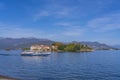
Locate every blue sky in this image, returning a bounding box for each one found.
[0,0,120,45]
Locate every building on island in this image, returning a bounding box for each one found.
[30,44,57,52]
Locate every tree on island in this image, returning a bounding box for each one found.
[52,42,66,51]
[52,42,93,52]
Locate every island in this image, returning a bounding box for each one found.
[23,42,94,53]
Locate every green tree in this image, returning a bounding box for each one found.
[52,42,66,50]
[65,43,81,52]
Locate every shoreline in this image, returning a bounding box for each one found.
[0,75,18,80]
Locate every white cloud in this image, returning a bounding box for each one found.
[55,22,71,27]
[63,28,84,36]
[55,22,85,36]
[33,4,74,21]
[33,11,50,21]
[0,23,44,38]
[87,12,120,32]
[0,22,84,41]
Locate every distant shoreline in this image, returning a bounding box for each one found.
[0,75,18,80]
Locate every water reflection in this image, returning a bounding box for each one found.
[0,54,11,56]
[21,55,50,64]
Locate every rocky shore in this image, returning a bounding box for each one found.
[0,75,18,80]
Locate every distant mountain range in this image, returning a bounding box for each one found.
[80,41,115,50]
[0,38,54,49]
[112,45,120,49]
[70,41,115,50]
[0,38,117,50]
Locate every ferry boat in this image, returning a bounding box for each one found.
[21,50,51,56]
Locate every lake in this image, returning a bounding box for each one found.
[0,50,120,80]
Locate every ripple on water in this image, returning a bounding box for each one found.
[0,50,120,80]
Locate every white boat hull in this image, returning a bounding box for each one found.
[21,51,51,56]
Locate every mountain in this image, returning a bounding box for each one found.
[71,41,115,50]
[112,45,120,49]
[0,38,116,50]
[80,41,115,50]
[0,38,54,49]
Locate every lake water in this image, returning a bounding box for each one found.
[0,50,120,80]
